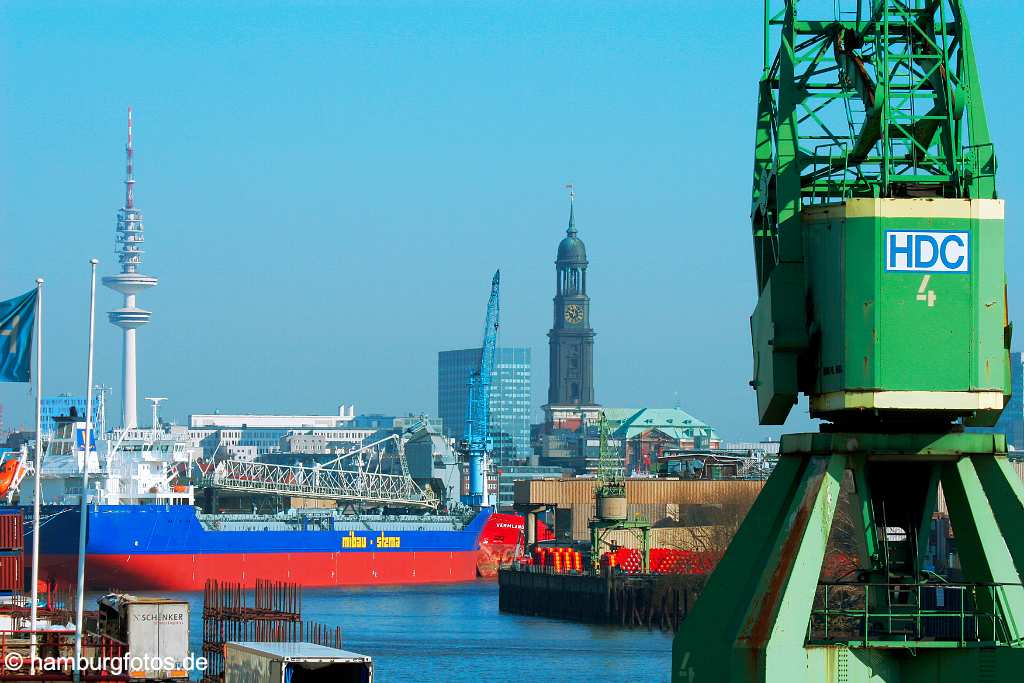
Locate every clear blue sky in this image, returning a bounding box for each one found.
[2,1,1023,440]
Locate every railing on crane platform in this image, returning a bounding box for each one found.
[807,581,1022,648]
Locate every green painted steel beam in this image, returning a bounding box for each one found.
[941,458,1024,641]
[850,455,882,570]
[673,435,1024,682]
[915,464,942,573]
[973,457,1024,577]
[672,456,808,682]
[737,455,845,681]
[781,431,1005,457]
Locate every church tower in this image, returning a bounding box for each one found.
[544,187,600,428]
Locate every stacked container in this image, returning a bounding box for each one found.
[0,510,24,592]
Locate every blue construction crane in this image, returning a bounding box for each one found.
[462,270,499,507]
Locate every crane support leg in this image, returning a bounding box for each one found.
[673,432,1024,683]
[972,457,1024,575]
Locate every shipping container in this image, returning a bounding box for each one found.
[97,594,190,680]
[224,641,372,683]
[0,510,24,551]
[0,550,23,592]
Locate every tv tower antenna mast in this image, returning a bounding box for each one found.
[102,107,158,430]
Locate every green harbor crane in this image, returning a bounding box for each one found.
[588,414,650,573]
[674,1,1024,681]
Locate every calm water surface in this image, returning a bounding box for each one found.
[108,582,672,683]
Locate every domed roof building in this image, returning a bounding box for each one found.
[557,206,588,264]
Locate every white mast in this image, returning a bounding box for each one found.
[73,259,99,682]
[29,277,43,669]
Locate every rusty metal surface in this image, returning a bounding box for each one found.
[0,553,23,593]
[201,579,343,683]
[0,512,23,552]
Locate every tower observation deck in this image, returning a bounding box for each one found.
[102,107,157,429]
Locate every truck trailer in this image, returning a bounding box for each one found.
[224,641,373,683]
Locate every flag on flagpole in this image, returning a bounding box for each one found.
[0,289,37,382]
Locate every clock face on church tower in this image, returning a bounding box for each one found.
[564,303,584,324]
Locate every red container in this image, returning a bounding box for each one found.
[0,511,23,551]
[0,551,23,592]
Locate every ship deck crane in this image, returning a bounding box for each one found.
[462,270,500,507]
[209,421,438,510]
[674,2,1024,681]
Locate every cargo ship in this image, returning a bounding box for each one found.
[15,414,546,590]
[25,505,530,590]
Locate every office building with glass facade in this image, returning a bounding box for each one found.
[41,394,105,438]
[437,346,532,467]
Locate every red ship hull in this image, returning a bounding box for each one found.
[37,550,481,591]
[24,507,547,590]
[476,512,554,577]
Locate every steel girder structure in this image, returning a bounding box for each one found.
[673,432,1024,682]
[751,0,995,292]
[749,0,1002,426]
[210,459,439,510]
[673,2,1023,681]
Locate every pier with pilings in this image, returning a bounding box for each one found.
[498,566,693,632]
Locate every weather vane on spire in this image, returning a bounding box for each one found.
[565,183,576,234]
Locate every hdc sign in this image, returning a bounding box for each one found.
[885,230,970,273]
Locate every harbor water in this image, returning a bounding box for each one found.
[101,581,672,682]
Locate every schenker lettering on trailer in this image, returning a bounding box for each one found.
[132,611,185,623]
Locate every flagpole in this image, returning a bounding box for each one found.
[29,277,43,668]
[73,259,98,683]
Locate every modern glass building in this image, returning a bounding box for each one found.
[971,351,1024,450]
[41,394,105,438]
[438,347,532,467]
[350,414,444,433]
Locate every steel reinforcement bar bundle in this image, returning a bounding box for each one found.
[201,579,342,682]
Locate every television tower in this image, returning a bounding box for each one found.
[102,107,157,429]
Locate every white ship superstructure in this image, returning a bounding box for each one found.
[21,416,196,506]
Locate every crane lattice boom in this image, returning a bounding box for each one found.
[209,459,438,510]
[464,270,500,507]
[209,424,438,510]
